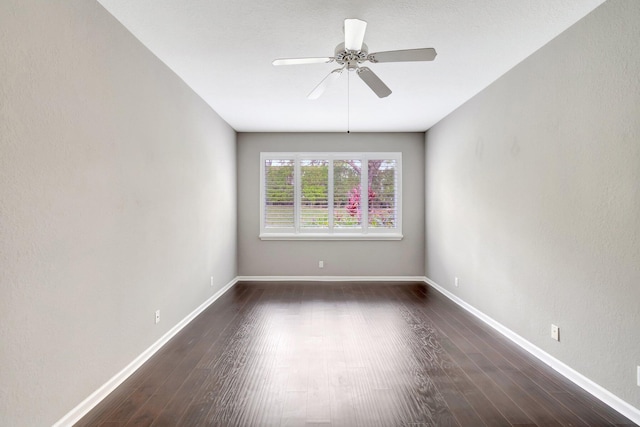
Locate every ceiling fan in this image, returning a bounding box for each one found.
[273,18,437,99]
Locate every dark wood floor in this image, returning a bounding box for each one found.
[75,282,636,426]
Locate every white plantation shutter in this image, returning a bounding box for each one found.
[263,159,294,230]
[260,152,401,240]
[368,159,398,229]
[300,160,329,228]
[333,160,362,228]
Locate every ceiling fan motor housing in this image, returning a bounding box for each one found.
[335,42,368,70]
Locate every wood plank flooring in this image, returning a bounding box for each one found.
[75,282,636,426]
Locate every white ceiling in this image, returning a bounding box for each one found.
[97,0,605,133]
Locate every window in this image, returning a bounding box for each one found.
[260,152,402,240]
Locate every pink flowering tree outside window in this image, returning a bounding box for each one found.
[346,185,376,221]
[342,159,397,228]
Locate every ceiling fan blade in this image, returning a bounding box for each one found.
[356,67,392,98]
[273,57,334,66]
[307,68,344,100]
[344,18,367,51]
[368,48,437,63]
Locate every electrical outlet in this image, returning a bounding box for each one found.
[319,260,324,268]
[454,277,459,287]
[155,310,160,324]
[551,324,559,341]
[210,276,214,287]
[637,366,640,387]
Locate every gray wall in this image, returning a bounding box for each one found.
[0,1,237,425]
[238,132,425,277]
[425,0,640,409]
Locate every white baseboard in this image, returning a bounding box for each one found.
[424,276,640,426]
[236,275,426,282]
[55,275,639,426]
[53,277,238,427]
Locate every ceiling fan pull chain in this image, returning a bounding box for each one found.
[347,71,350,134]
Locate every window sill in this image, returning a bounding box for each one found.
[259,233,403,241]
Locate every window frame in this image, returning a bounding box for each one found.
[259,152,402,240]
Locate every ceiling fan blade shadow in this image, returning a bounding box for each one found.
[307,68,344,100]
[356,67,391,98]
[368,48,437,63]
[272,57,334,66]
[344,19,367,51]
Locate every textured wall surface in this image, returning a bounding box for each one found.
[425,0,640,410]
[0,1,237,425]
[237,132,425,277]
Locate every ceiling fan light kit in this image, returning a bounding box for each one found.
[273,18,437,99]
